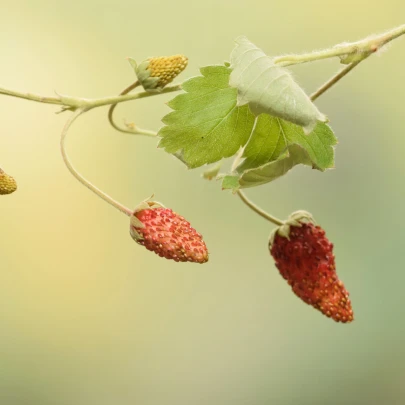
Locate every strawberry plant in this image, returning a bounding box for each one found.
[1,24,404,322]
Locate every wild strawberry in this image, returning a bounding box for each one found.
[269,211,353,323]
[0,168,17,195]
[130,200,208,263]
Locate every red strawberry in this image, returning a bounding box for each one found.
[269,211,353,323]
[130,201,208,263]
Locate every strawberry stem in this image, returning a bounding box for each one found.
[236,190,284,226]
[60,108,133,216]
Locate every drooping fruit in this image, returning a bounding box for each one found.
[269,211,353,323]
[130,200,208,263]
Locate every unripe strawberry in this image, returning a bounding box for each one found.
[269,211,353,323]
[128,54,188,91]
[130,200,208,263]
[0,168,17,195]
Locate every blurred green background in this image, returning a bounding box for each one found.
[1,1,404,404]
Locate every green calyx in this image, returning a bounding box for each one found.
[128,58,160,92]
[128,54,188,92]
[268,210,315,247]
[129,197,165,242]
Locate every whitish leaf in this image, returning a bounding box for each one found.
[229,36,327,134]
[158,65,255,168]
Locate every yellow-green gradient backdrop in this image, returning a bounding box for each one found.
[1,1,404,404]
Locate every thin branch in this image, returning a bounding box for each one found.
[1,24,404,111]
[0,83,183,110]
[274,23,405,67]
[67,83,183,108]
[309,60,362,102]
[0,87,63,105]
[60,109,133,216]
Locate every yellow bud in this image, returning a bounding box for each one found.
[0,168,17,195]
[148,55,188,88]
[129,54,188,91]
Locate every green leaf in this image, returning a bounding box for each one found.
[221,175,240,191]
[158,65,255,168]
[237,116,337,173]
[236,114,289,172]
[224,144,314,190]
[226,120,337,190]
[229,36,327,134]
[159,60,337,190]
[239,144,313,188]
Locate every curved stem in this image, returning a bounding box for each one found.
[108,81,139,131]
[108,81,157,137]
[61,109,133,216]
[236,190,284,226]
